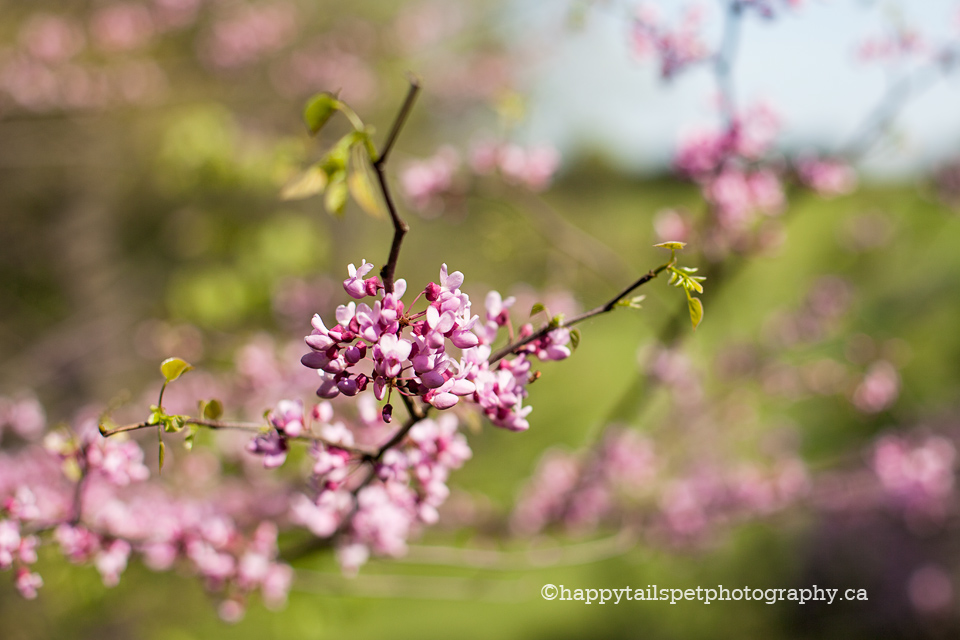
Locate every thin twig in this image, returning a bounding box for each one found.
[488,262,673,365]
[100,418,377,457]
[374,76,421,294]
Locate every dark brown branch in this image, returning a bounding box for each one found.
[488,261,673,365]
[374,77,421,294]
[375,74,421,168]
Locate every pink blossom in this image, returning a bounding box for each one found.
[90,3,155,52]
[852,361,900,414]
[796,158,857,196]
[201,3,298,71]
[343,260,375,299]
[873,435,955,515]
[19,14,85,63]
[95,539,131,587]
[400,146,460,213]
[14,568,43,599]
[268,399,304,438]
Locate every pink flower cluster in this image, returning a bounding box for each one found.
[631,4,710,80]
[0,395,46,441]
[872,435,956,519]
[291,410,471,574]
[858,28,928,65]
[511,429,657,536]
[796,157,857,196]
[200,2,299,71]
[469,141,561,191]
[301,261,571,431]
[399,142,562,216]
[400,146,461,214]
[852,360,900,415]
[0,413,293,618]
[511,428,809,542]
[675,103,785,226]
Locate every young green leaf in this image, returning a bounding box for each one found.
[303,93,338,135]
[347,146,385,218]
[653,241,686,251]
[280,164,327,201]
[530,302,546,317]
[160,357,193,383]
[202,399,223,420]
[324,173,348,216]
[688,296,704,331]
[158,440,166,473]
[570,329,581,352]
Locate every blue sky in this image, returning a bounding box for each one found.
[511,0,960,176]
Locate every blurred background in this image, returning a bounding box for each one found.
[1,0,960,638]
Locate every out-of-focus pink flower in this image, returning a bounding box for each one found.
[90,3,155,52]
[19,14,85,63]
[400,146,460,214]
[873,435,956,515]
[796,158,857,196]
[631,3,710,80]
[468,141,561,191]
[201,3,298,70]
[852,361,900,414]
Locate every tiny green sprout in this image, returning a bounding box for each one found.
[654,240,686,264]
[160,357,193,383]
[653,241,687,251]
[570,329,581,352]
[530,302,546,317]
[616,294,646,310]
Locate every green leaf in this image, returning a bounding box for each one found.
[280,164,327,201]
[654,241,686,251]
[687,296,704,331]
[147,410,163,426]
[303,93,338,135]
[202,399,223,420]
[530,303,546,317]
[548,313,564,329]
[158,440,166,473]
[347,146,385,219]
[160,357,193,383]
[324,173,348,216]
[570,329,581,352]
